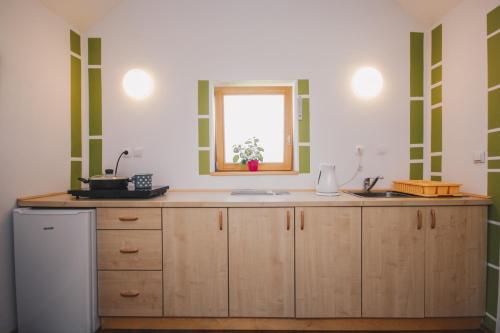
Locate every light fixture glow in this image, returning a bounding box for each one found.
[122,69,154,100]
[351,67,383,99]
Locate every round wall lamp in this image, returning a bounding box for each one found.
[122,69,154,100]
[351,67,383,100]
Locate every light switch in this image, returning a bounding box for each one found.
[473,150,485,163]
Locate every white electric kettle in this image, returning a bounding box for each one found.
[316,163,340,196]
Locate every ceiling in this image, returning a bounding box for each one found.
[397,0,462,28]
[39,0,123,32]
[39,0,462,32]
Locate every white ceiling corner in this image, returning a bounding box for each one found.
[39,0,123,32]
[397,0,462,28]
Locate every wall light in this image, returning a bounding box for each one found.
[122,69,154,100]
[351,67,383,99]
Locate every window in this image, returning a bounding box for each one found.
[214,86,293,172]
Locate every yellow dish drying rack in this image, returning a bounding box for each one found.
[392,180,462,197]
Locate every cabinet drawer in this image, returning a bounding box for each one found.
[97,230,162,270]
[97,208,161,229]
[98,271,162,317]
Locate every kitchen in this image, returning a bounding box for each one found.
[1,0,499,332]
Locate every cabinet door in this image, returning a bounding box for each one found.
[362,207,425,317]
[163,208,228,317]
[425,206,486,317]
[229,208,294,317]
[295,207,361,318]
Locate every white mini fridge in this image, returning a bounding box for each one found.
[13,208,99,333]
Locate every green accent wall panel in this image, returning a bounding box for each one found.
[198,150,210,175]
[198,80,209,115]
[70,30,80,55]
[70,160,82,190]
[488,223,500,266]
[410,101,424,144]
[484,315,496,332]
[410,147,423,160]
[89,68,102,136]
[409,163,423,180]
[410,32,424,97]
[88,38,101,66]
[298,79,309,95]
[89,139,102,177]
[299,98,310,142]
[488,32,500,88]
[431,85,442,105]
[299,146,310,174]
[71,55,82,158]
[431,107,442,153]
[198,118,209,147]
[431,155,442,172]
[431,24,442,65]
[489,88,500,130]
[431,66,442,85]
[488,5,500,36]
[489,159,500,169]
[489,172,500,221]
[486,266,499,316]
[430,175,442,181]
[489,131,500,157]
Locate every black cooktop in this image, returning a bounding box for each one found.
[68,186,169,199]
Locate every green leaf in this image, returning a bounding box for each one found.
[233,155,239,163]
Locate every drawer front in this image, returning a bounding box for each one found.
[97,208,161,230]
[98,271,162,317]
[97,230,162,270]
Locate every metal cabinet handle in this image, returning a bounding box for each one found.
[218,211,223,231]
[300,210,305,230]
[120,291,140,297]
[119,217,138,222]
[430,209,436,229]
[119,248,139,254]
[417,210,422,230]
[286,210,290,230]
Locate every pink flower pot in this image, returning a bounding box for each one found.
[247,160,259,172]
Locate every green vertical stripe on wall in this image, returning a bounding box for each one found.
[70,30,80,55]
[488,32,500,88]
[484,315,496,332]
[488,223,500,266]
[410,32,424,97]
[430,175,442,181]
[409,163,423,180]
[431,85,442,105]
[489,159,500,169]
[410,147,423,160]
[70,160,82,190]
[198,150,210,175]
[89,68,102,136]
[198,80,209,115]
[489,88,500,130]
[89,139,102,177]
[299,146,310,174]
[486,266,499,315]
[71,55,82,157]
[489,172,500,221]
[198,118,209,147]
[299,98,310,142]
[489,131,500,157]
[431,156,442,172]
[410,100,424,144]
[487,5,500,36]
[431,66,442,85]
[431,25,442,65]
[431,107,442,152]
[88,38,101,66]
[297,79,309,95]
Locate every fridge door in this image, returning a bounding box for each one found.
[13,209,97,333]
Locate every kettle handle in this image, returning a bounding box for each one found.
[317,171,322,185]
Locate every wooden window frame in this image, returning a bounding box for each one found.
[215,86,293,172]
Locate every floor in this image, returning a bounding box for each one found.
[98,330,484,333]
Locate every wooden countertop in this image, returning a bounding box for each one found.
[17,190,491,208]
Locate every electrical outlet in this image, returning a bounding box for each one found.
[133,147,144,158]
[355,145,364,156]
[123,148,131,158]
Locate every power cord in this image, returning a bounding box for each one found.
[337,154,363,187]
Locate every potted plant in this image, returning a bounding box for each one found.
[232,137,264,172]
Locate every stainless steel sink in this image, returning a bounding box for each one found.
[348,191,418,198]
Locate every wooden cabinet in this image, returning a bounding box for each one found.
[362,207,425,318]
[425,206,486,317]
[362,206,486,318]
[97,208,161,229]
[228,208,295,317]
[295,207,361,318]
[163,208,228,317]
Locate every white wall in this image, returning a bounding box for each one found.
[430,0,499,194]
[88,0,422,189]
[0,0,70,331]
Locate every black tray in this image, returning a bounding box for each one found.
[68,186,169,199]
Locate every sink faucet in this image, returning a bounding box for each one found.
[363,176,384,192]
